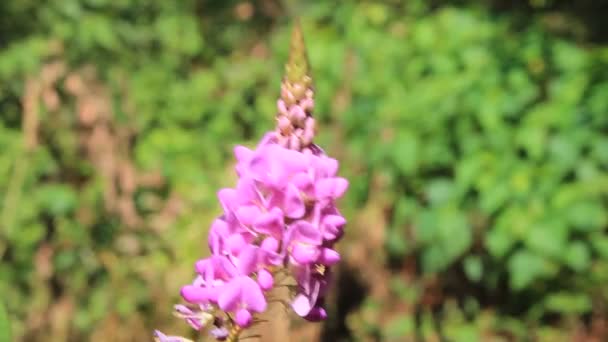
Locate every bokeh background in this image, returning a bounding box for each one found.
[1,0,608,341]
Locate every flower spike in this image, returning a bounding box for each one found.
[156,21,348,342]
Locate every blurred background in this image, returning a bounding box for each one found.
[1,0,608,341]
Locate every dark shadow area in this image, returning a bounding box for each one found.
[320,262,369,342]
[486,0,608,43]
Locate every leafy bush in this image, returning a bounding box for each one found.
[1,0,607,341]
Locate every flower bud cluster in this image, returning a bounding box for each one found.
[275,78,316,151]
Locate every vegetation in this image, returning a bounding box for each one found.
[1,1,607,340]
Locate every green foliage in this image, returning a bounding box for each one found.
[0,0,607,340]
[0,301,11,342]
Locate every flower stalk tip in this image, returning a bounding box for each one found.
[285,20,311,87]
[276,21,317,151]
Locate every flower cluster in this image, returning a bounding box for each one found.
[155,23,347,342]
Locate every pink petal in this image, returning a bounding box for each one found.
[315,177,349,200]
[234,145,253,164]
[205,286,222,303]
[291,293,313,317]
[194,258,211,276]
[217,188,237,214]
[154,330,186,342]
[236,205,261,226]
[181,285,211,304]
[173,305,204,330]
[318,248,340,266]
[218,256,238,279]
[236,178,257,202]
[291,221,322,244]
[237,245,259,276]
[253,207,284,238]
[257,269,274,291]
[315,156,339,178]
[225,234,246,256]
[324,158,339,177]
[174,304,194,315]
[284,184,305,218]
[240,277,267,312]
[210,327,229,340]
[294,266,312,293]
[235,308,253,328]
[273,145,308,173]
[248,152,272,183]
[208,219,229,254]
[321,214,346,240]
[217,279,241,312]
[292,172,314,195]
[309,277,322,304]
[322,214,346,228]
[291,244,319,264]
[260,236,279,253]
[304,306,327,322]
[260,237,282,266]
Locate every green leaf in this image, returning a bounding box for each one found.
[391,131,419,175]
[426,179,455,206]
[508,250,550,290]
[463,255,483,282]
[591,137,608,166]
[0,300,11,342]
[386,227,409,257]
[415,209,438,244]
[485,227,514,258]
[566,200,606,232]
[385,315,415,339]
[437,209,471,262]
[563,241,590,272]
[548,135,579,171]
[590,234,608,259]
[479,182,510,214]
[36,184,77,215]
[544,292,591,315]
[421,245,447,273]
[516,125,546,160]
[524,220,567,259]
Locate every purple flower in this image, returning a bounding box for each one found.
[315,177,349,201]
[257,268,274,290]
[181,256,233,304]
[259,236,282,266]
[247,144,308,188]
[253,207,284,240]
[286,221,323,265]
[162,23,349,341]
[153,330,192,342]
[303,305,328,322]
[284,183,306,218]
[210,327,229,341]
[173,304,213,330]
[290,265,331,317]
[320,213,347,241]
[218,276,267,327]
